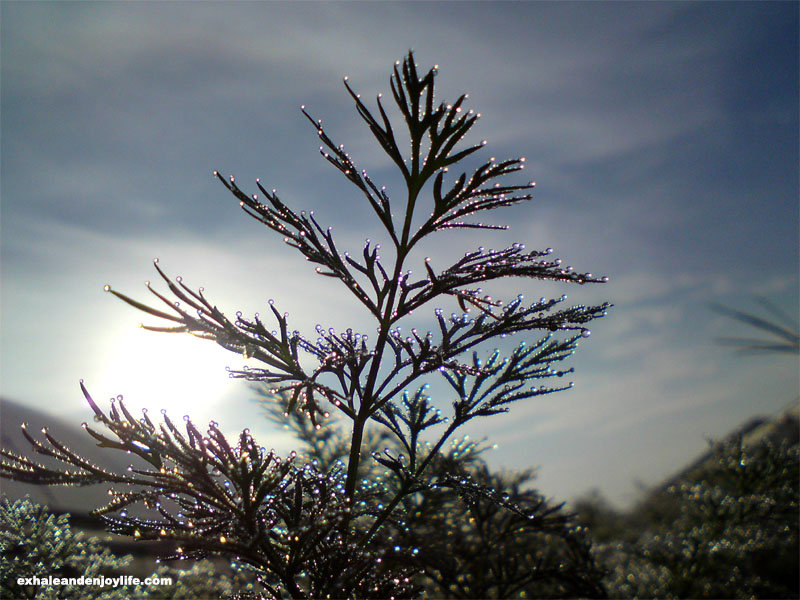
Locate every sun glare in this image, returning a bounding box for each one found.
[93,325,238,417]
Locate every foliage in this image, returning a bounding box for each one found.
[582,436,799,599]
[140,560,260,599]
[711,298,799,355]
[395,460,605,598]
[0,52,608,598]
[0,496,132,600]
[0,495,263,599]
[260,388,607,598]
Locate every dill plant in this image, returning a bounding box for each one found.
[1,52,609,599]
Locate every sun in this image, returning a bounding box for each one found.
[92,324,238,418]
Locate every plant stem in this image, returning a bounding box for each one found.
[344,416,366,501]
[343,178,420,502]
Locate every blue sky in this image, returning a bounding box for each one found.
[1,2,797,507]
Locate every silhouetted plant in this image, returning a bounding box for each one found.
[259,387,607,598]
[712,298,799,355]
[1,52,609,599]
